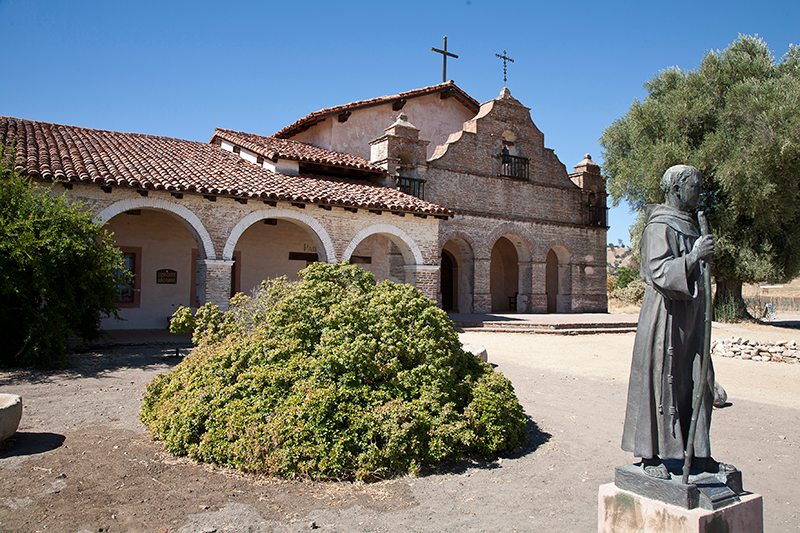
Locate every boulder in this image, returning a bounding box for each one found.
[461,342,488,362]
[0,394,22,442]
[713,381,728,408]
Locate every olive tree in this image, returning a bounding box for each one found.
[601,36,800,319]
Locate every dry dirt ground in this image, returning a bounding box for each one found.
[1,320,799,533]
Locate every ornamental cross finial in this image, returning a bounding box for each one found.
[495,50,514,85]
[431,36,458,83]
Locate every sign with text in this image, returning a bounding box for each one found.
[156,269,177,284]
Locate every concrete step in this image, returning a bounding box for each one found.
[455,325,638,335]
[453,319,637,332]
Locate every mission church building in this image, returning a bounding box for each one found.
[1,82,607,330]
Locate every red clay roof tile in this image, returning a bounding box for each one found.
[273,81,480,139]
[211,128,383,172]
[0,117,452,216]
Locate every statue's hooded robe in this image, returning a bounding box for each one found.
[622,204,714,460]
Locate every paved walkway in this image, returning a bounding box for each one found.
[448,312,639,334]
[84,329,193,348]
[90,312,641,348]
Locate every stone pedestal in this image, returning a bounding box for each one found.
[615,463,742,510]
[598,483,763,533]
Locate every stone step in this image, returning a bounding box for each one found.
[454,324,638,335]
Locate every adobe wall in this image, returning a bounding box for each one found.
[424,166,586,226]
[287,92,475,161]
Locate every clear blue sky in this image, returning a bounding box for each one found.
[3,0,798,246]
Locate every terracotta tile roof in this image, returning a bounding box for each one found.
[212,128,383,172]
[0,117,452,216]
[274,81,480,138]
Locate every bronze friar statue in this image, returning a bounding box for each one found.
[622,165,736,480]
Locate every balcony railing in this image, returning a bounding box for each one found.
[398,177,425,199]
[586,204,608,227]
[500,149,529,180]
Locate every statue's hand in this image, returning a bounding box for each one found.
[691,234,715,261]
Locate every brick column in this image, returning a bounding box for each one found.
[199,259,235,310]
[557,264,573,313]
[530,262,547,313]
[473,257,491,313]
[518,260,533,312]
[403,265,440,301]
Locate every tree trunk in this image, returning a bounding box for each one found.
[713,279,752,321]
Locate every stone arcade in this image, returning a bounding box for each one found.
[1,82,607,330]
[277,83,608,315]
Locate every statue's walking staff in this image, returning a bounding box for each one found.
[682,211,713,484]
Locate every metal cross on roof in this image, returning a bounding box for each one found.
[495,50,514,85]
[431,36,458,83]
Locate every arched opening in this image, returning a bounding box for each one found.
[546,249,559,313]
[348,234,404,283]
[440,250,456,311]
[441,237,474,313]
[101,208,202,330]
[233,217,328,293]
[490,236,519,313]
[343,224,424,286]
[96,198,215,260]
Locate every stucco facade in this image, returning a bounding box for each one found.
[287,90,477,162]
[68,185,443,329]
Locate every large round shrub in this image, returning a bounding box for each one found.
[141,263,527,480]
[0,146,127,368]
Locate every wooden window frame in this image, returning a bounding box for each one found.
[116,246,142,308]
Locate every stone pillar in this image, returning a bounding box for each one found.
[557,264,573,313]
[518,260,533,312]
[473,257,492,313]
[199,259,235,310]
[452,264,462,312]
[530,262,547,312]
[404,265,440,301]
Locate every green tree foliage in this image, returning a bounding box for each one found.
[600,36,800,318]
[615,266,636,290]
[141,263,528,481]
[0,145,127,367]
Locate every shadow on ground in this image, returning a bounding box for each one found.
[0,432,65,459]
[419,417,551,476]
[0,348,185,385]
[767,318,800,329]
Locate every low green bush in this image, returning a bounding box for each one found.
[142,263,527,480]
[612,278,647,305]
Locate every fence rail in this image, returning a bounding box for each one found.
[744,295,800,316]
